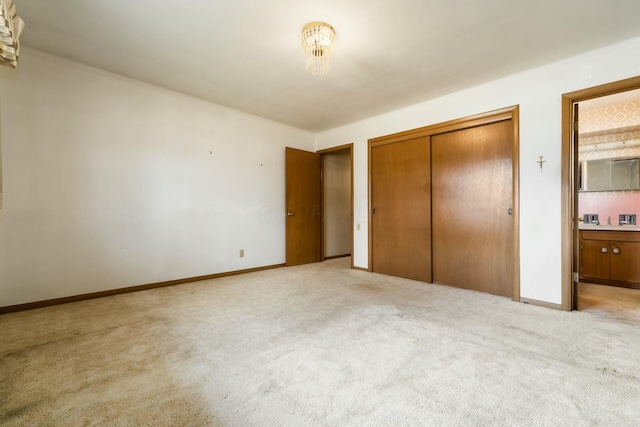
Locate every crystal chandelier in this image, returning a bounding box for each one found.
[0,0,24,68]
[301,22,336,77]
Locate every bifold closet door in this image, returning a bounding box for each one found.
[371,137,431,282]
[431,120,514,297]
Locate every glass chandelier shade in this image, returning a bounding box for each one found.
[301,22,336,77]
[0,0,24,68]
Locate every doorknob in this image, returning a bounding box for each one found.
[612,248,620,254]
[601,247,608,253]
[287,212,294,217]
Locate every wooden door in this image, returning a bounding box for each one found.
[285,147,321,266]
[431,120,514,297]
[573,102,580,308]
[610,241,640,283]
[371,136,431,282]
[580,238,610,281]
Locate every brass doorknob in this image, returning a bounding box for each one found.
[287,212,294,217]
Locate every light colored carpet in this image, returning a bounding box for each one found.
[1,258,640,426]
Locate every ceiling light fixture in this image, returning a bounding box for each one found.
[301,22,336,77]
[0,0,24,69]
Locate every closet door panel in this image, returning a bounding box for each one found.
[371,137,431,282]
[431,120,514,297]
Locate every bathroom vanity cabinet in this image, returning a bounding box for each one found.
[580,229,640,288]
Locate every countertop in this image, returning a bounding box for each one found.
[579,224,640,231]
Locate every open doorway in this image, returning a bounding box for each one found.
[562,76,640,320]
[285,147,322,266]
[319,144,353,266]
[576,89,640,321]
[284,145,353,267]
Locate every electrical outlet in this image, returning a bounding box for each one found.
[239,249,244,258]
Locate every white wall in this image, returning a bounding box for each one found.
[316,36,640,305]
[323,151,351,257]
[0,49,315,307]
[3,36,640,308]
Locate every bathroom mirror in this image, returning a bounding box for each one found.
[580,157,640,191]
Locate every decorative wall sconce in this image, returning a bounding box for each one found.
[537,155,546,172]
[0,0,25,68]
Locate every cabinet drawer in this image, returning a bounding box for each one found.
[580,230,640,242]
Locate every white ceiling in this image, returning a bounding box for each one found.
[14,0,640,132]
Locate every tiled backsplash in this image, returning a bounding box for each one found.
[579,191,640,224]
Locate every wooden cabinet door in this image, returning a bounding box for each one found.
[580,239,610,280]
[610,241,640,283]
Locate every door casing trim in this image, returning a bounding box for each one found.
[561,76,640,311]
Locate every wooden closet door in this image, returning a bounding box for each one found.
[371,136,431,282]
[431,120,514,297]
